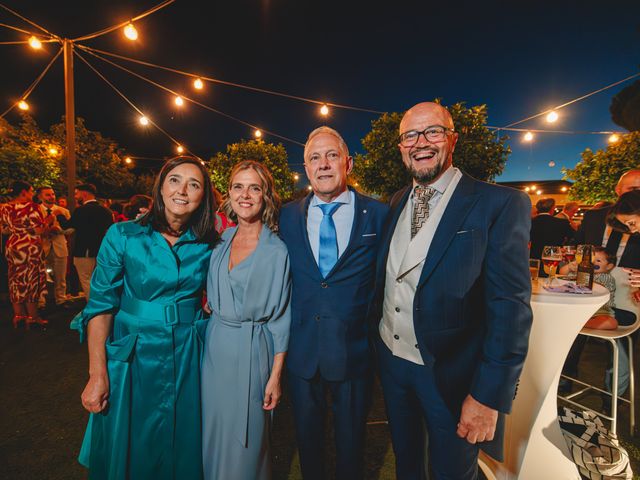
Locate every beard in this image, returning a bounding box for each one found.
[408,161,445,184]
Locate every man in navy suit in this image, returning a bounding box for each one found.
[372,102,532,479]
[279,126,388,480]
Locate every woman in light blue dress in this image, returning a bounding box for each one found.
[202,160,291,480]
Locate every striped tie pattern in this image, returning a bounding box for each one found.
[411,185,436,239]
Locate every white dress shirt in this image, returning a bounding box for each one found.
[307,189,355,265]
[379,167,462,364]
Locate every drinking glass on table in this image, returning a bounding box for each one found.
[575,244,594,264]
[562,245,577,279]
[542,246,563,286]
[529,259,540,281]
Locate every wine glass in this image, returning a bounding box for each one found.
[563,245,577,279]
[542,246,563,286]
[576,245,594,265]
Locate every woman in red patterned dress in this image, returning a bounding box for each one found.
[0,181,51,328]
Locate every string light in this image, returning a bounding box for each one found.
[307,185,312,191]
[17,100,29,110]
[139,115,149,126]
[123,23,138,41]
[293,173,299,181]
[536,190,542,195]
[124,156,132,164]
[254,129,262,138]
[546,111,558,123]
[608,134,620,143]
[525,187,531,192]
[523,131,534,142]
[548,161,556,167]
[174,95,184,107]
[176,144,184,153]
[28,36,41,49]
[48,147,58,155]
[531,185,537,190]
[193,78,204,90]
[320,104,329,116]
[561,186,568,192]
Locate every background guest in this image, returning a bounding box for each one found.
[529,197,575,261]
[37,186,71,308]
[61,183,113,299]
[202,161,290,480]
[555,201,580,230]
[0,180,51,328]
[123,194,152,220]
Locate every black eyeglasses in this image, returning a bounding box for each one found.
[398,125,454,147]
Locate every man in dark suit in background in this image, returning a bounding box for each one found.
[63,183,113,299]
[279,126,388,480]
[372,102,532,479]
[529,197,575,260]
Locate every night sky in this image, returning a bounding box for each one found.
[1,0,639,183]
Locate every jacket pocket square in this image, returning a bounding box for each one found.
[362,233,377,237]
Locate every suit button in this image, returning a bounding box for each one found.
[397,278,403,284]
[415,344,419,349]
[394,334,399,340]
[314,315,320,321]
[395,307,400,312]
[415,306,420,311]
[320,282,328,288]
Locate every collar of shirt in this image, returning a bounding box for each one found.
[410,166,458,204]
[310,188,352,209]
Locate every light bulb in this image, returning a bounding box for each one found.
[608,134,620,144]
[48,147,58,155]
[124,23,138,41]
[193,78,204,90]
[254,129,262,138]
[523,132,534,142]
[546,111,558,123]
[28,36,42,50]
[320,104,329,116]
[174,96,184,107]
[18,100,29,110]
[176,145,184,153]
[125,157,132,164]
[139,115,149,126]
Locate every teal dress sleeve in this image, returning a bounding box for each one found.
[266,248,291,354]
[70,224,125,342]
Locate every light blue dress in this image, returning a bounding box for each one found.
[202,225,291,480]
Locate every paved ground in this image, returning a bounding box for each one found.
[0,302,638,479]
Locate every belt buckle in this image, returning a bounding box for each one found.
[164,304,179,326]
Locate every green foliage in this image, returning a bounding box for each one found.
[207,139,295,201]
[563,131,640,203]
[610,79,640,132]
[0,143,60,196]
[352,102,510,199]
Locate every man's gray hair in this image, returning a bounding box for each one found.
[304,126,350,160]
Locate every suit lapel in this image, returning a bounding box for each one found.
[297,193,323,279]
[376,186,411,282]
[416,175,479,290]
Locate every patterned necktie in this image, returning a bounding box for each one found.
[411,185,436,239]
[318,202,342,277]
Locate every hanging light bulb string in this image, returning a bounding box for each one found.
[0,46,62,118]
[498,71,640,130]
[74,49,200,160]
[487,126,624,135]
[0,3,60,40]
[77,45,385,114]
[71,0,175,42]
[77,44,305,147]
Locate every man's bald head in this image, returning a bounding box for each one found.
[615,169,640,197]
[399,102,455,133]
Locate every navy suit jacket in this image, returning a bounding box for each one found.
[279,188,389,381]
[371,173,533,458]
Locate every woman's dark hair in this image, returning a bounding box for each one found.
[11,180,31,197]
[607,190,640,233]
[138,156,218,244]
[123,194,152,220]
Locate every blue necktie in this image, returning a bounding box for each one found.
[318,202,341,278]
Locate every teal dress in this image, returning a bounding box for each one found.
[71,221,213,480]
[202,225,291,480]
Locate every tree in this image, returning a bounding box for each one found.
[208,139,295,201]
[49,117,135,197]
[610,79,640,132]
[351,102,510,199]
[563,131,640,203]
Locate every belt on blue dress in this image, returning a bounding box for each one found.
[215,316,272,447]
[120,296,201,326]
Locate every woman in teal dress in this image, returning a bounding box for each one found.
[202,161,291,480]
[71,157,218,480]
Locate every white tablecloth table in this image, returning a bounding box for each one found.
[479,280,609,479]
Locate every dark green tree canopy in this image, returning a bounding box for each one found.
[610,79,640,132]
[208,139,295,201]
[563,131,640,203]
[352,102,510,199]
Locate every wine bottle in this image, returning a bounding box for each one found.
[576,245,594,289]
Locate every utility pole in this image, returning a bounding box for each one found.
[63,39,76,211]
